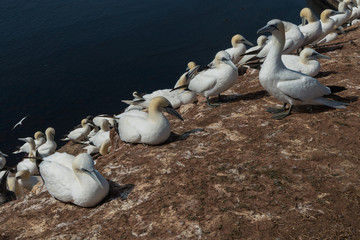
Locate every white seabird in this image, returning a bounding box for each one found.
[37,127,57,158]
[122,66,198,110]
[186,50,238,107]
[13,131,45,154]
[40,152,109,207]
[257,19,348,119]
[282,21,305,53]
[331,0,355,28]
[15,169,41,191]
[281,48,330,77]
[312,9,344,45]
[16,137,39,175]
[62,119,92,142]
[225,34,254,64]
[88,119,110,148]
[118,96,183,145]
[299,8,323,48]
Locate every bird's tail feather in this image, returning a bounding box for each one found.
[314,98,349,109]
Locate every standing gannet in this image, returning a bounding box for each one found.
[186,51,238,107]
[15,169,40,191]
[299,8,323,48]
[0,151,8,170]
[40,152,109,207]
[312,10,344,45]
[0,170,16,204]
[118,96,183,145]
[62,119,92,142]
[16,137,39,175]
[281,48,330,77]
[13,131,45,154]
[257,19,348,119]
[37,127,57,158]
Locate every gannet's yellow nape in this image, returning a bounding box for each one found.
[99,139,111,156]
[300,8,318,25]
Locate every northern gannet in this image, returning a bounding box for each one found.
[299,8,323,48]
[88,119,110,148]
[226,34,254,64]
[13,131,45,154]
[16,137,39,175]
[0,170,16,204]
[257,19,348,119]
[312,9,344,45]
[282,21,305,54]
[40,152,109,207]
[62,119,92,142]
[37,127,57,158]
[15,169,40,191]
[281,48,330,77]
[186,51,238,107]
[12,115,28,130]
[6,173,24,199]
[331,0,355,28]
[123,66,198,110]
[118,96,183,145]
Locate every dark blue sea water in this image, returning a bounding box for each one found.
[0,0,328,165]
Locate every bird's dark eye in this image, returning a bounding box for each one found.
[271,24,279,30]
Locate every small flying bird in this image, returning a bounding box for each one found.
[12,115,28,130]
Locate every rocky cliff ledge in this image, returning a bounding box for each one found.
[1,25,360,239]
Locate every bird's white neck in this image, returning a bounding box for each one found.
[263,31,286,69]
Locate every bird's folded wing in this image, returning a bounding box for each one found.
[277,75,331,101]
[189,72,217,93]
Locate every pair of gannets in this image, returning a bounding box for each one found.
[257,19,348,119]
[83,120,111,155]
[123,64,199,110]
[62,119,93,142]
[13,131,45,154]
[118,96,183,145]
[185,51,238,107]
[299,8,323,48]
[41,152,109,207]
[281,48,330,77]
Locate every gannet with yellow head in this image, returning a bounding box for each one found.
[118,96,183,145]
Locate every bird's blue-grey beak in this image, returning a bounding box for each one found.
[257,24,278,34]
[165,106,184,121]
[301,17,306,26]
[82,168,104,189]
[315,53,331,60]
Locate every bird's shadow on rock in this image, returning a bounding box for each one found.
[102,182,135,204]
[316,71,337,78]
[167,128,204,143]
[218,90,269,104]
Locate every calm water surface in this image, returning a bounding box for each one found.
[0,0,327,165]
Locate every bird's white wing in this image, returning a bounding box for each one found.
[277,73,331,101]
[188,70,217,93]
[39,160,74,202]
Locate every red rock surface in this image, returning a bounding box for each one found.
[1,25,360,239]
